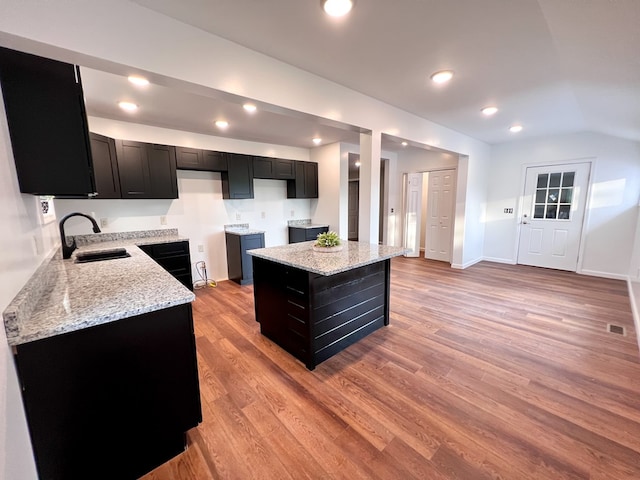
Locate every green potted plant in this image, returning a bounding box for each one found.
[312,230,343,252]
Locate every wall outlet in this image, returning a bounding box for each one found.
[290,210,295,218]
[198,244,204,253]
[236,213,241,221]
[160,215,167,225]
[261,211,266,219]
[100,218,108,228]
[390,207,395,214]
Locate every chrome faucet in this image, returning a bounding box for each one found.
[59,212,101,259]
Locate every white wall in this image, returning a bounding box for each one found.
[0,87,47,480]
[55,118,313,282]
[311,142,343,236]
[485,132,640,278]
[0,0,491,264]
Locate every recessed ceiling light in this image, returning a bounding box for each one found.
[430,70,454,84]
[312,137,322,145]
[322,0,353,17]
[215,120,229,129]
[355,161,361,167]
[243,103,257,113]
[401,141,408,147]
[481,106,498,116]
[118,101,138,112]
[128,75,149,87]
[509,124,523,133]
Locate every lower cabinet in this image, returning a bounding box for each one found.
[14,303,202,480]
[225,232,265,285]
[288,225,329,244]
[139,240,193,291]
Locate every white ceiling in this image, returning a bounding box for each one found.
[86,0,640,149]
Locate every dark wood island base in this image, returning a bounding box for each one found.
[253,256,392,370]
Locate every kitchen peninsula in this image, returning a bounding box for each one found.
[249,241,406,370]
[3,229,201,480]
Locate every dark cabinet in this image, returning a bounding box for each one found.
[116,140,177,199]
[288,225,329,244]
[0,46,95,196]
[176,147,227,172]
[89,133,120,199]
[222,153,254,199]
[15,303,202,480]
[288,161,318,198]
[225,232,264,285]
[253,157,295,180]
[139,240,193,291]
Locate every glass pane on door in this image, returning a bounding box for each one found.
[534,171,575,220]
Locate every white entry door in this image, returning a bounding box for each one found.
[424,169,456,262]
[517,162,591,271]
[403,173,423,257]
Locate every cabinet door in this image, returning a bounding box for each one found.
[89,133,121,199]
[148,144,178,199]
[203,150,228,171]
[306,226,329,241]
[253,156,275,179]
[0,47,95,195]
[275,159,295,179]
[117,140,151,198]
[175,146,203,170]
[241,234,265,281]
[222,154,254,199]
[288,161,319,199]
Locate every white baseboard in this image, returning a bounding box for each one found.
[482,256,517,265]
[451,257,483,270]
[627,279,640,353]
[579,269,629,281]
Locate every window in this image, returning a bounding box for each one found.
[533,171,574,220]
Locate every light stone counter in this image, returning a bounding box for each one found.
[3,229,194,346]
[248,240,407,276]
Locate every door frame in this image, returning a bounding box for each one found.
[515,157,595,273]
[423,168,457,263]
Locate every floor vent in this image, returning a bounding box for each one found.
[607,324,626,335]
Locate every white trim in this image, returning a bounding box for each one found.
[482,256,517,265]
[451,257,483,269]
[627,279,640,353]
[579,270,629,281]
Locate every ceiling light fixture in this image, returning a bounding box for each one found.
[481,106,498,116]
[312,137,322,145]
[128,75,149,86]
[401,141,408,147]
[322,0,354,17]
[118,101,138,112]
[355,161,361,167]
[215,120,229,129]
[243,103,257,113]
[430,70,454,84]
[509,124,523,133]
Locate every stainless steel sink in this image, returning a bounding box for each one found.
[74,248,131,263]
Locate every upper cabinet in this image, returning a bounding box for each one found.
[253,157,295,180]
[89,133,120,199]
[0,47,95,196]
[116,140,177,199]
[176,147,227,172]
[288,161,318,199]
[222,153,254,199]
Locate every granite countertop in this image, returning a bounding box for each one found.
[289,223,329,229]
[248,241,407,276]
[224,223,265,236]
[3,229,194,347]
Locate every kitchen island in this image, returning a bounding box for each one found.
[248,241,406,370]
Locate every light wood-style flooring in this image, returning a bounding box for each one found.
[142,258,640,479]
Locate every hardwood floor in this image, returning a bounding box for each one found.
[141,258,640,479]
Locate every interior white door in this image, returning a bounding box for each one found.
[424,169,455,262]
[517,162,591,271]
[403,173,423,257]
